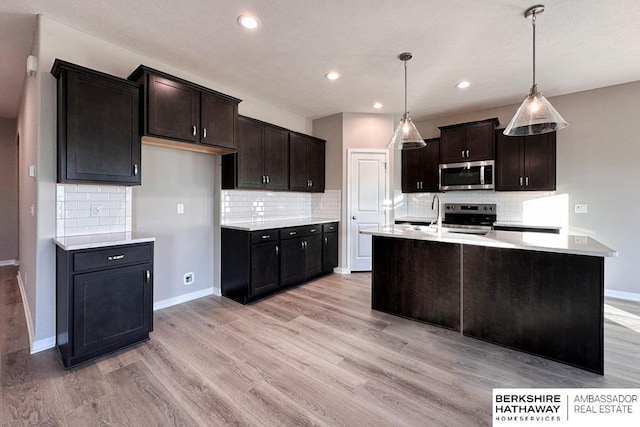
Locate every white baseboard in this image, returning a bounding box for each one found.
[1,259,19,267]
[154,287,214,311]
[16,272,54,354]
[333,267,351,274]
[605,289,640,302]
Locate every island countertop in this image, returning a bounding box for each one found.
[221,218,339,232]
[53,232,156,251]
[361,225,617,258]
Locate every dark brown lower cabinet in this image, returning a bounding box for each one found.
[222,222,338,304]
[56,242,154,369]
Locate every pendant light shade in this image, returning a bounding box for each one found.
[504,5,568,137]
[387,53,426,150]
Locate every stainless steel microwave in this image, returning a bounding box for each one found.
[439,160,495,191]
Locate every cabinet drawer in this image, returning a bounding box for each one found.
[73,244,153,272]
[280,226,306,240]
[322,223,338,233]
[250,230,278,244]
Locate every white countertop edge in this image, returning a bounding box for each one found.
[361,226,617,258]
[53,233,156,251]
[492,221,562,230]
[221,218,340,231]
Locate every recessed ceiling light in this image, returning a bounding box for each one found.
[373,102,383,109]
[237,15,260,29]
[455,81,471,89]
[325,72,341,80]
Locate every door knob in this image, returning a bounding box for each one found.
[352,216,357,220]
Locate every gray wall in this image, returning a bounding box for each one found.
[414,81,640,297]
[133,145,216,303]
[0,118,18,263]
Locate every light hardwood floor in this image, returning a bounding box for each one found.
[2,265,640,426]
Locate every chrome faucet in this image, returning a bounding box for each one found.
[431,194,442,233]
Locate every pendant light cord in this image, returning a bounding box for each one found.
[404,59,408,117]
[532,10,537,90]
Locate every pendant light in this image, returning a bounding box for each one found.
[387,52,426,150]
[503,5,568,136]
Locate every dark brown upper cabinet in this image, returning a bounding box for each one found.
[439,118,499,163]
[496,130,556,191]
[289,132,325,192]
[401,138,440,193]
[222,116,289,190]
[52,60,141,185]
[128,65,240,154]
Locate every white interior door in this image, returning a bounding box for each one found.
[348,150,388,271]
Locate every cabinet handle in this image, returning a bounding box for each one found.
[289,231,297,236]
[262,175,266,184]
[525,176,530,186]
[466,149,470,158]
[310,228,317,233]
[133,164,138,176]
[275,245,279,256]
[301,241,305,250]
[519,177,523,186]
[266,175,270,184]
[304,241,308,249]
[146,270,151,283]
[310,179,313,187]
[192,125,197,136]
[461,150,465,158]
[261,234,270,239]
[107,254,125,261]
[324,236,328,245]
[203,128,207,139]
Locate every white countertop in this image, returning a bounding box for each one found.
[221,218,339,231]
[53,232,156,251]
[493,221,562,231]
[361,225,617,257]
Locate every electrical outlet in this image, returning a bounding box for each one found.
[574,204,588,214]
[574,236,588,245]
[177,203,184,214]
[183,272,194,285]
[90,204,102,217]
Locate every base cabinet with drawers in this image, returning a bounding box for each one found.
[56,242,154,369]
[221,222,338,304]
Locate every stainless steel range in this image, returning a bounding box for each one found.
[442,203,496,233]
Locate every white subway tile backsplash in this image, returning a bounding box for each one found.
[56,184,132,237]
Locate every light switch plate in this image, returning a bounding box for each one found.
[574,204,588,214]
[177,204,184,214]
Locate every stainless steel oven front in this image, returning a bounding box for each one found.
[439,160,494,191]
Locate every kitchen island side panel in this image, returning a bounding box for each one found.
[372,236,461,331]
[462,245,604,374]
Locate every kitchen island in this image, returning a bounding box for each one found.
[361,225,617,374]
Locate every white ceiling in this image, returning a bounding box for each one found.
[1,0,639,121]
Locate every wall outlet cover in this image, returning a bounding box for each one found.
[574,204,588,214]
[90,204,102,217]
[177,204,185,214]
[183,272,194,285]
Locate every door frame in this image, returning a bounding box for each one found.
[346,148,390,273]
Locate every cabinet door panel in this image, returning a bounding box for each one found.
[322,232,338,273]
[250,242,279,295]
[465,121,495,161]
[263,126,289,190]
[307,139,325,192]
[496,133,524,191]
[304,235,323,278]
[524,133,556,190]
[73,263,152,357]
[401,148,422,192]
[439,127,466,163]
[289,134,309,191]
[147,75,199,142]
[280,238,304,286]
[65,70,140,184]
[201,92,237,149]
[237,117,265,189]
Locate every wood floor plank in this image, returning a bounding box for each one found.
[63,393,132,427]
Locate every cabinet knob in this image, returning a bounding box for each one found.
[192,125,197,136]
[203,128,207,139]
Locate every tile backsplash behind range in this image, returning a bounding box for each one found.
[56,184,132,237]
[221,189,340,224]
